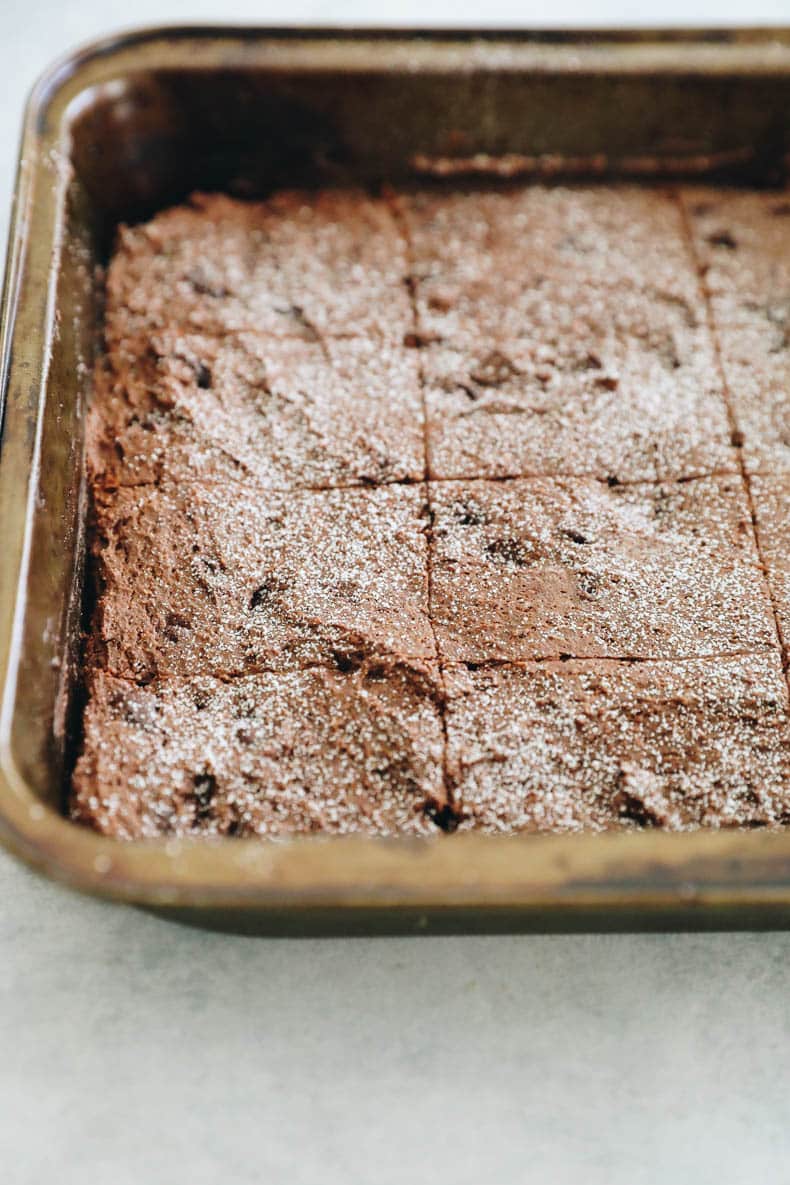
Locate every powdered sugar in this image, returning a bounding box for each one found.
[74,184,790,838]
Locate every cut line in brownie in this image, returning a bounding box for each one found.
[88,328,426,492]
[89,480,436,681]
[444,654,790,832]
[429,475,777,664]
[72,665,446,839]
[398,188,736,483]
[105,190,412,346]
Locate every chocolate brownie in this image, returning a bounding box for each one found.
[400,188,735,482]
[705,317,790,477]
[90,480,435,680]
[419,318,733,484]
[106,190,412,346]
[88,328,425,492]
[74,183,790,840]
[751,476,790,645]
[429,475,776,663]
[682,189,790,476]
[683,188,790,326]
[73,664,445,838]
[444,655,790,832]
[401,187,701,310]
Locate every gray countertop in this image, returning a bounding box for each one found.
[3,5,790,1182]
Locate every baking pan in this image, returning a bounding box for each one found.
[4,26,790,934]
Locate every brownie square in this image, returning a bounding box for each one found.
[401,187,734,483]
[420,309,733,483]
[751,475,790,643]
[91,481,435,680]
[401,186,701,315]
[88,329,426,492]
[106,190,412,346]
[73,665,446,838]
[444,655,790,832]
[714,319,790,476]
[429,475,776,663]
[683,189,790,475]
[682,188,790,326]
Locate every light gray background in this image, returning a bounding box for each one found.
[3,4,790,1183]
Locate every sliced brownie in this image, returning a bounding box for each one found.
[90,481,435,680]
[429,475,776,663]
[445,654,790,832]
[73,664,445,838]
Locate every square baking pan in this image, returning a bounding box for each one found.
[3,26,790,934]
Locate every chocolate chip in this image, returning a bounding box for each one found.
[195,363,212,389]
[249,580,276,610]
[615,788,659,827]
[485,537,529,567]
[452,500,487,526]
[425,802,461,833]
[403,331,441,348]
[331,650,364,674]
[164,611,192,641]
[706,229,737,250]
[192,772,217,819]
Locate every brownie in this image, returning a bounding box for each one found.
[74,182,790,840]
[73,665,445,839]
[429,475,776,663]
[444,655,790,832]
[88,328,425,492]
[400,188,735,482]
[681,189,790,476]
[420,317,733,484]
[106,190,412,346]
[90,480,435,680]
[683,188,790,326]
[751,476,790,645]
[401,187,702,310]
[707,319,790,477]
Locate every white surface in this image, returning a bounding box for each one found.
[3,4,790,1183]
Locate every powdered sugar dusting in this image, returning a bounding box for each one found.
[74,184,790,839]
[73,666,445,838]
[92,480,435,680]
[429,474,777,663]
[444,655,790,832]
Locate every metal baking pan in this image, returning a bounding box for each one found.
[3,26,790,934]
